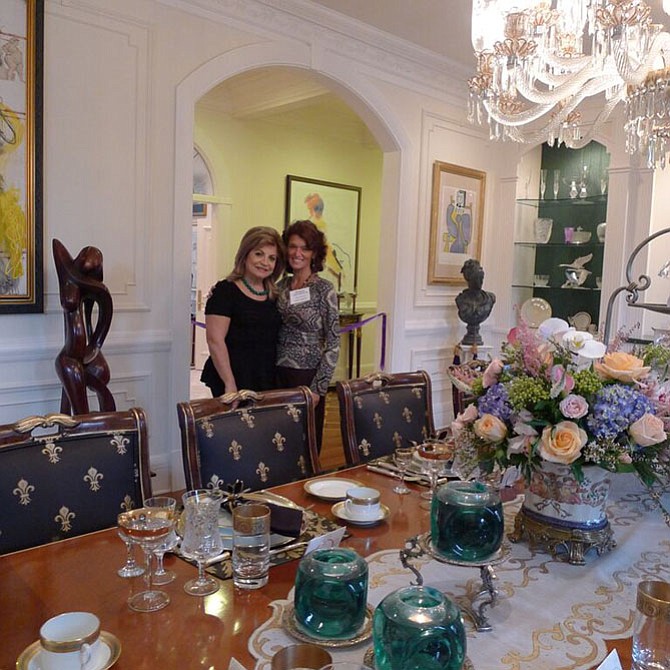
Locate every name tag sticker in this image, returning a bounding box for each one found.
[303,526,346,555]
[290,287,311,305]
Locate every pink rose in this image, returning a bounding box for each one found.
[539,421,587,464]
[451,403,479,438]
[473,413,508,443]
[550,365,575,397]
[629,413,667,447]
[559,394,588,419]
[482,359,504,388]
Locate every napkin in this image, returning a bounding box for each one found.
[266,502,303,537]
[595,650,622,670]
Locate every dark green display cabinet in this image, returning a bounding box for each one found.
[513,141,609,331]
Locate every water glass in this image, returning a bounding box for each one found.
[294,548,368,639]
[632,580,670,670]
[143,496,178,585]
[431,481,503,563]
[393,447,414,495]
[232,503,271,589]
[373,585,466,670]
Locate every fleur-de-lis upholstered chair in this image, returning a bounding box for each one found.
[0,408,152,555]
[177,387,320,493]
[336,370,444,466]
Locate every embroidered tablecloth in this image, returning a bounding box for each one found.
[248,475,670,670]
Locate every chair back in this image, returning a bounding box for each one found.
[336,371,437,465]
[0,408,152,555]
[177,387,320,492]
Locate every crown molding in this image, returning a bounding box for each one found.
[157,0,470,98]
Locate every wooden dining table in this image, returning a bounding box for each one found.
[1,464,631,670]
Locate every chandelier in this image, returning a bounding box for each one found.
[468,1,670,168]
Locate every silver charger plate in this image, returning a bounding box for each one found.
[282,603,374,648]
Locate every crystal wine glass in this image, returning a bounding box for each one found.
[143,496,178,585]
[116,527,145,578]
[117,507,175,612]
[540,169,547,199]
[393,446,414,495]
[416,441,454,509]
[553,169,560,199]
[180,489,224,597]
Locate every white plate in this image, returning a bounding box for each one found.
[17,631,121,670]
[331,501,390,526]
[520,297,552,328]
[570,311,592,331]
[303,477,362,501]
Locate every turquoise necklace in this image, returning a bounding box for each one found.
[241,276,268,297]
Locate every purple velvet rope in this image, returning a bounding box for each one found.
[338,312,387,371]
[193,312,388,371]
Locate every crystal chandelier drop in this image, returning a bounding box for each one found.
[468,0,670,168]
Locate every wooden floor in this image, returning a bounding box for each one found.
[321,389,347,472]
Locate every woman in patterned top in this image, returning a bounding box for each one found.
[277,220,340,451]
[200,227,285,397]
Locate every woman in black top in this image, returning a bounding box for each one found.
[200,227,285,397]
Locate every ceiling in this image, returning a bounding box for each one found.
[197,1,670,146]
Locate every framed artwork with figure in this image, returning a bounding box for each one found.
[285,175,361,301]
[428,161,485,285]
[0,0,43,313]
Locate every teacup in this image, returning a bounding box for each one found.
[39,612,101,670]
[345,487,381,520]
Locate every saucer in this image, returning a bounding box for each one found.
[303,477,363,501]
[282,603,373,648]
[17,630,121,670]
[331,502,390,526]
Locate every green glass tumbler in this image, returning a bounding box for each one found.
[294,548,368,639]
[431,480,503,562]
[373,585,466,670]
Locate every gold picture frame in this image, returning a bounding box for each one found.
[428,161,485,285]
[0,0,43,313]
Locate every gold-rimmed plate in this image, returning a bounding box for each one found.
[303,477,363,501]
[17,630,121,670]
[282,603,373,648]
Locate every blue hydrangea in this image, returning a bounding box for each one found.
[477,383,513,422]
[586,384,653,439]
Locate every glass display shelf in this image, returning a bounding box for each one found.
[516,195,607,207]
[512,284,601,291]
[514,241,604,248]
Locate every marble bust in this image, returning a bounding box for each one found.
[455,259,496,346]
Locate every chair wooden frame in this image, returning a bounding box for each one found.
[0,408,152,554]
[177,387,320,491]
[336,370,439,466]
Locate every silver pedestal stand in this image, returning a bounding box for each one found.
[399,532,508,632]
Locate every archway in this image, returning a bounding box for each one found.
[170,42,410,487]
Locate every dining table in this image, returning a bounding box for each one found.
[1,462,651,670]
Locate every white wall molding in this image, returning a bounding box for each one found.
[158,0,467,101]
[46,0,152,311]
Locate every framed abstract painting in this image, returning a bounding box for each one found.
[285,174,361,299]
[428,161,485,285]
[0,0,43,313]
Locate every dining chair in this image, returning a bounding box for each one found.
[177,386,321,492]
[0,408,152,555]
[336,370,446,466]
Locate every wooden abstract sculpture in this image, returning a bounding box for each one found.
[53,238,115,414]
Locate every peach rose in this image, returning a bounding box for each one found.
[473,413,507,443]
[595,352,650,383]
[629,413,667,447]
[451,403,479,438]
[539,421,587,465]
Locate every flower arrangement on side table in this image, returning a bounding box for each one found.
[449,317,670,562]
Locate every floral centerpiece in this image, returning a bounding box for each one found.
[449,317,670,561]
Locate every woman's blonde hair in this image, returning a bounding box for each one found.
[227,227,285,297]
